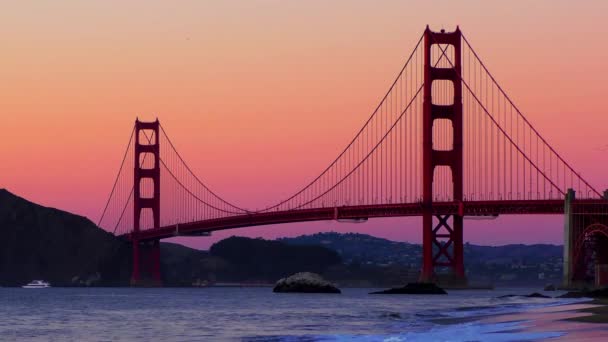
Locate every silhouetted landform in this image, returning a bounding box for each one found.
[558,288,608,299]
[273,272,341,293]
[370,282,447,295]
[558,291,589,298]
[498,292,551,299]
[209,237,341,282]
[527,292,551,298]
[0,189,131,286]
[544,284,556,291]
[282,232,564,286]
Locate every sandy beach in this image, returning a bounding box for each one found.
[567,299,608,324]
[479,300,608,340]
[430,294,608,341]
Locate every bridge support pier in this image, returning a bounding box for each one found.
[421,214,465,284]
[131,238,140,284]
[562,189,575,288]
[130,239,161,286]
[595,235,608,287]
[564,189,608,289]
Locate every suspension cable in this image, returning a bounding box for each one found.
[257,32,426,212]
[98,126,135,226]
[159,123,250,213]
[290,86,423,210]
[462,34,600,198]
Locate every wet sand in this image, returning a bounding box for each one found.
[566,299,608,324]
[482,301,608,340]
[432,299,608,340]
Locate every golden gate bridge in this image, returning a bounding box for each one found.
[97,27,608,288]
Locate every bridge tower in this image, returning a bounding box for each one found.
[132,119,162,286]
[420,27,466,284]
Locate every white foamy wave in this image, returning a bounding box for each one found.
[306,321,563,341]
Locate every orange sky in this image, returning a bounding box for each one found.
[2,1,607,247]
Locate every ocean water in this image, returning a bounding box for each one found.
[0,287,595,341]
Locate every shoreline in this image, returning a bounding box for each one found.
[567,298,608,323]
[429,295,608,340]
[464,299,608,340]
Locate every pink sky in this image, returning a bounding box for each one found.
[1,1,607,249]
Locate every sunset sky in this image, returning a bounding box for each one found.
[2,1,607,248]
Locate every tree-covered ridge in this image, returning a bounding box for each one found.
[280,232,562,267]
[210,236,341,281]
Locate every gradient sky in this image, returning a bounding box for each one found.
[2,1,607,249]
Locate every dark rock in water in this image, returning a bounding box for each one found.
[498,292,551,299]
[497,294,517,299]
[380,312,402,319]
[526,292,551,298]
[273,272,341,293]
[558,291,588,298]
[544,284,556,291]
[370,282,447,295]
[589,288,608,298]
[560,288,608,299]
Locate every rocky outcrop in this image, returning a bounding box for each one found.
[588,288,608,298]
[558,291,588,298]
[370,282,447,295]
[527,292,551,298]
[273,272,341,293]
[558,288,608,299]
[498,292,551,299]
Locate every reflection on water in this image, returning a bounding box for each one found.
[0,287,605,341]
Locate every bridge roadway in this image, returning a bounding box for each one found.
[121,199,606,241]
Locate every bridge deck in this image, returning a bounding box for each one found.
[121,199,605,241]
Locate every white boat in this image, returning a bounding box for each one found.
[22,280,51,288]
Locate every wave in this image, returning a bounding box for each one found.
[245,321,564,342]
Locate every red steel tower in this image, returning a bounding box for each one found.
[132,119,162,286]
[420,27,466,284]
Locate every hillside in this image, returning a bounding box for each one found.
[281,232,564,285]
[280,232,421,266]
[0,189,131,286]
[209,236,341,281]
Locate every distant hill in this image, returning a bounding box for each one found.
[280,232,421,267]
[280,232,562,265]
[464,243,562,265]
[281,232,564,285]
[209,236,341,281]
